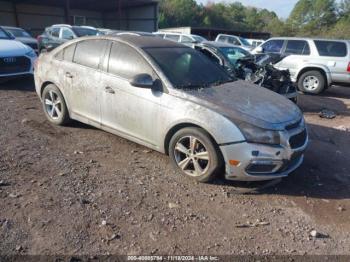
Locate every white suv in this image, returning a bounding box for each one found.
[154,32,207,45]
[253,37,350,94]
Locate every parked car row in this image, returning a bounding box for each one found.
[0,26,37,79]
[1,23,349,95]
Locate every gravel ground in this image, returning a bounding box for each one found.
[0,77,350,256]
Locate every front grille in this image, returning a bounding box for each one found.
[26,43,38,50]
[285,119,302,130]
[0,56,31,74]
[289,130,307,149]
[279,152,303,172]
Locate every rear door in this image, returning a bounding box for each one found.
[313,40,350,84]
[62,39,108,124]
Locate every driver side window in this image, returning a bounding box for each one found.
[108,42,153,80]
[262,40,284,53]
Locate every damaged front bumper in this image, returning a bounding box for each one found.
[220,125,308,182]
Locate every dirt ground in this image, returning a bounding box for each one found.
[0,77,350,256]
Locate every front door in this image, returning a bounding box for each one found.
[100,41,162,147]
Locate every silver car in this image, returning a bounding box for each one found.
[253,37,350,94]
[34,35,308,182]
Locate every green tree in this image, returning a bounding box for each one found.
[287,0,337,35]
[158,0,203,28]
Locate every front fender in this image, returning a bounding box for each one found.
[160,96,246,152]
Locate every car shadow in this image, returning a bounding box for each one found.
[298,88,350,117]
[0,76,35,92]
[219,123,350,200]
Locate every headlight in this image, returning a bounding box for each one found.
[239,122,280,145]
[25,49,36,58]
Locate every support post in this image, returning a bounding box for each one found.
[12,1,19,27]
[64,0,71,24]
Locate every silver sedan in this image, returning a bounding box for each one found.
[34,35,308,182]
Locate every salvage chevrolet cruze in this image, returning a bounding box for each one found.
[34,35,308,182]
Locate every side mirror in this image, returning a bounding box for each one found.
[255,46,263,53]
[130,74,154,88]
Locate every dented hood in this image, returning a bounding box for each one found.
[175,80,302,130]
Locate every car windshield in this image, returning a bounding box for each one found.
[72,27,98,37]
[6,28,31,37]
[0,28,11,39]
[219,46,251,65]
[192,35,206,43]
[239,37,251,46]
[145,47,233,89]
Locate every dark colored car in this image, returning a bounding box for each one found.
[2,26,38,53]
[194,41,298,103]
[37,24,99,52]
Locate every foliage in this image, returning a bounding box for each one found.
[158,0,350,39]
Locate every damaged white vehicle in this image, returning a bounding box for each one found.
[34,35,308,182]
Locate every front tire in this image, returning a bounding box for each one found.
[42,84,70,125]
[169,127,223,182]
[298,70,326,94]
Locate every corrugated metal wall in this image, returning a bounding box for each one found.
[0,0,158,36]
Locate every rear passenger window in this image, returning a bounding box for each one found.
[218,35,228,42]
[165,34,180,42]
[73,40,107,69]
[227,37,240,45]
[314,41,347,57]
[55,44,76,62]
[181,35,193,43]
[51,28,60,38]
[108,42,153,79]
[285,40,310,55]
[262,40,284,53]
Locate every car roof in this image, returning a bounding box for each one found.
[2,26,24,30]
[115,35,186,48]
[199,41,241,48]
[268,37,350,42]
[65,35,188,49]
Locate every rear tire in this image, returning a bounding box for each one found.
[42,84,70,125]
[169,127,223,183]
[298,70,326,94]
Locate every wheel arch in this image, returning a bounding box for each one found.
[296,67,330,87]
[163,122,220,155]
[40,81,56,97]
[40,81,71,115]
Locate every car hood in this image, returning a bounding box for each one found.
[0,39,30,56]
[174,80,302,130]
[15,37,37,45]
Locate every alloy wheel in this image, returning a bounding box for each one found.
[174,136,210,177]
[44,90,62,120]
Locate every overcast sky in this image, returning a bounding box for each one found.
[196,0,299,18]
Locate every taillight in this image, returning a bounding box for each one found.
[347,62,350,73]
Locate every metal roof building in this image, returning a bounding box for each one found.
[0,0,159,36]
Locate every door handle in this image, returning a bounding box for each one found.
[65,72,73,78]
[105,86,115,94]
